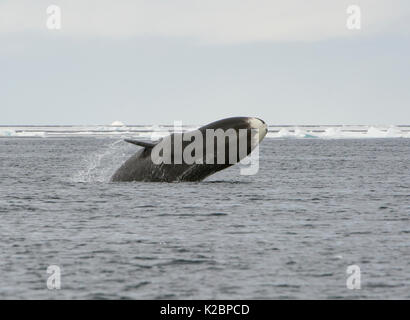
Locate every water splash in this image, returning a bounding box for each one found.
[72,139,129,183]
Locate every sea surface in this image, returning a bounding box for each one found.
[0,125,409,299]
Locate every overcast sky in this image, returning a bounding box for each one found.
[1,0,410,125]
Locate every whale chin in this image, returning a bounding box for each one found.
[248,117,268,142]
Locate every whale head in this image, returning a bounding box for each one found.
[193,116,268,164]
[199,116,267,139]
[148,116,268,166]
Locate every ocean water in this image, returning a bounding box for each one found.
[0,127,409,299]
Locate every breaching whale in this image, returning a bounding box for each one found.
[110,117,267,182]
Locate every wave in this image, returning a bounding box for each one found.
[266,126,410,139]
[71,139,126,183]
[0,129,46,137]
[1,125,409,139]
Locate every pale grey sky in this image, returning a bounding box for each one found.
[1,0,410,125]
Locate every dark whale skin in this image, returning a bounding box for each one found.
[110,147,230,182]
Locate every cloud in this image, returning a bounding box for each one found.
[1,0,409,44]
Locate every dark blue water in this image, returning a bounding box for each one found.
[0,137,409,299]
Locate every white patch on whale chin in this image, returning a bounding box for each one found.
[248,117,264,129]
[248,118,268,142]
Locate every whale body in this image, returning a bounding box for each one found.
[110,117,267,182]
